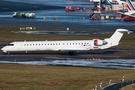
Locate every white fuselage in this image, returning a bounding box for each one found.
[1,40,110,53]
[124,11,135,17]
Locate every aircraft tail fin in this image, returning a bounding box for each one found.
[104,29,132,47]
[101,0,113,5]
[126,0,135,11]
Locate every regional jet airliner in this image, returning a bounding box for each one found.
[1,29,132,55]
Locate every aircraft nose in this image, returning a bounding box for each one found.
[1,47,7,53]
[1,47,4,50]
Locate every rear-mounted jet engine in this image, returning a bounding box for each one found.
[94,39,107,46]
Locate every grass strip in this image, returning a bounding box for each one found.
[0,63,135,90]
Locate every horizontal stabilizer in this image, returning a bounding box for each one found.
[118,30,133,34]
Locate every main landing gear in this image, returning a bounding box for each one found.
[68,51,75,55]
[7,51,10,56]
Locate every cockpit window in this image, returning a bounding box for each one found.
[7,44,14,46]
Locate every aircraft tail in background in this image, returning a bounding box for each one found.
[100,0,113,5]
[126,0,135,11]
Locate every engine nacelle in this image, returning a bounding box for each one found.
[94,39,107,46]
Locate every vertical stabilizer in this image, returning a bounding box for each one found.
[126,0,135,11]
[101,0,112,5]
[104,29,131,47]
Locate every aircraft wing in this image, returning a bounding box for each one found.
[116,12,135,18]
[127,14,135,17]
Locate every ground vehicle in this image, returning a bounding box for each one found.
[89,13,101,20]
[13,12,20,18]
[70,7,75,11]
[65,6,70,11]
[13,12,36,18]
[82,7,86,10]
[65,6,75,11]
[124,16,135,21]
[76,6,80,10]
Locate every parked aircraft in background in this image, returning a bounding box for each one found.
[100,0,117,5]
[117,0,135,21]
[90,0,119,10]
[90,0,135,11]
[1,29,132,55]
[90,0,129,5]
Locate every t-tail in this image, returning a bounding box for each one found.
[101,29,132,49]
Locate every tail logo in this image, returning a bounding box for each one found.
[126,0,135,11]
[101,0,105,3]
[127,4,132,11]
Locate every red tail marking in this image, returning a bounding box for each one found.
[127,4,132,11]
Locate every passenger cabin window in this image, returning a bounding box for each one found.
[7,44,14,46]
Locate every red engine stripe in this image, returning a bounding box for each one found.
[95,40,98,45]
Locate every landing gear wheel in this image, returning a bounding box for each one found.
[7,51,10,56]
[68,51,74,55]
